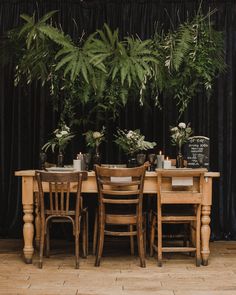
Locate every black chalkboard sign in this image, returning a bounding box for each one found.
[186,136,210,169]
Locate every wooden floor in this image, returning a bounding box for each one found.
[0,239,236,295]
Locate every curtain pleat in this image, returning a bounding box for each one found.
[0,0,235,239]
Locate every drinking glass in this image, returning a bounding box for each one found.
[148,153,156,171]
[136,153,146,166]
[84,153,92,171]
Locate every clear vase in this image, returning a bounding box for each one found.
[57,151,64,167]
[176,146,184,168]
[39,150,47,170]
[93,146,101,167]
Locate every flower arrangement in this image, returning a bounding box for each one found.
[114,129,156,156]
[42,124,75,153]
[84,127,106,152]
[170,122,193,149]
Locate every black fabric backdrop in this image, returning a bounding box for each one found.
[0,0,235,240]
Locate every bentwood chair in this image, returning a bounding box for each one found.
[36,171,87,269]
[150,170,205,267]
[94,165,147,267]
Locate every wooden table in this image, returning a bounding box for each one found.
[15,169,219,265]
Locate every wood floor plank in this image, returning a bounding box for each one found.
[0,239,236,295]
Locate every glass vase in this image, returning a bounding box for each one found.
[57,151,64,167]
[127,154,138,168]
[93,146,101,167]
[39,150,47,170]
[176,146,184,168]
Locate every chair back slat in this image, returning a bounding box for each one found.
[49,183,53,213]
[95,165,146,201]
[36,171,87,217]
[157,169,205,205]
[66,183,70,214]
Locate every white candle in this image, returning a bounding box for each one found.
[163,157,171,169]
[73,159,81,171]
[76,152,85,170]
[157,150,164,168]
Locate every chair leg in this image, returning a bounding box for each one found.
[95,209,105,267]
[129,225,134,255]
[183,223,189,247]
[39,224,45,269]
[81,210,88,258]
[75,231,80,269]
[157,211,162,267]
[149,211,156,257]
[95,223,104,267]
[143,216,147,257]
[93,211,98,255]
[45,223,50,258]
[85,210,89,256]
[137,222,146,268]
[196,205,201,267]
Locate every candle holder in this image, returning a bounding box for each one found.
[148,154,156,171]
[136,153,146,166]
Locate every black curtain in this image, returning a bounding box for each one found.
[0,0,235,239]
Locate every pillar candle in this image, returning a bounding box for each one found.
[73,159,81,171]
[157,150,164,168]
[76,152,85,170]
[163,157,171,169]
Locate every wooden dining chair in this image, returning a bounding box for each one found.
[150,169,205,266]
[35,171,87,269]
[94,165,147,267]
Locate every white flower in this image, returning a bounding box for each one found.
[126,131,133,138]
[61,130,68,135]
[64,125,70,132]
[171,127,178,132]
[178,122,186,129]
[56,133,63,138]
[93,131,102,139]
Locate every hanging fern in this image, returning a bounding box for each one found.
[1,9,226,126]
[158,9,226,116]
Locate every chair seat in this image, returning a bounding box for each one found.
[45,210,76,216]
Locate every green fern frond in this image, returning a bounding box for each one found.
[39,25,73,48]
[172,24,192,71]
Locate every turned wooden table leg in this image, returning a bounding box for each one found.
[23,204,34,263]
[34,192,41,249]
[201,205,211,266]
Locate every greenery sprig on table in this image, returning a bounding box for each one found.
[84,127,106,151]
[42,124,75,153]
[114,129,156,156]
[170,122,193,150]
